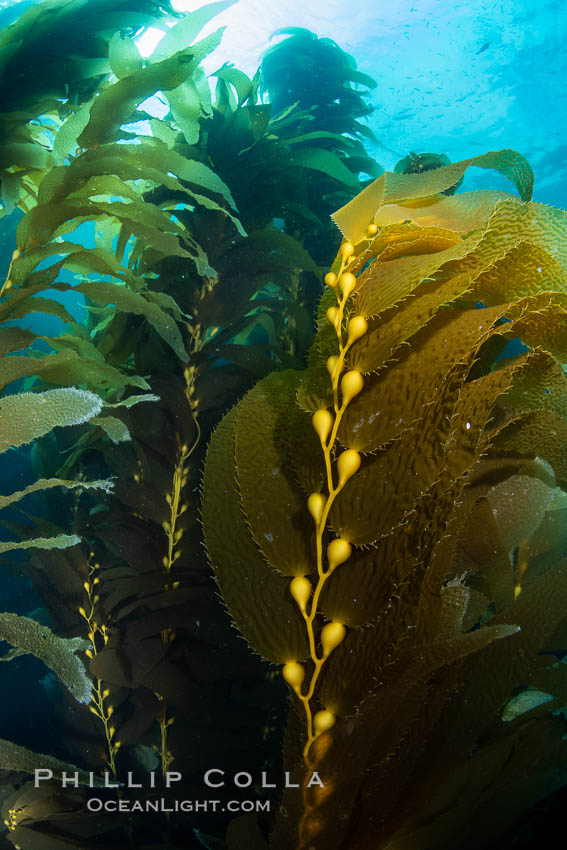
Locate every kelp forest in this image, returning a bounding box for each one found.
[0,1,567,849]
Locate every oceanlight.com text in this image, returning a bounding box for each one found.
[86,797,271,814]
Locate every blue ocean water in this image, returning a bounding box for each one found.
[194,0,567,208]
[1,0,565,203]
[122,0,566,207]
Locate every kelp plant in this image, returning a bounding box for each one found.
[203,149,567,849]
[0,0,266,832]
[0,0,383,844]
[0,0,181,214]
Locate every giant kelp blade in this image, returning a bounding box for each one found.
[0,739,102,785]
[0,348,148,394]
[354,234,479,318]
[441,559,567,754]
[0,478,112,512]
[197,136,567,848]
[339,626,522,849]
[74,280,188,362]
[272,625,518,850]
[359,716,567,850]
[372,190,515,233]
[472,239,567,303]
[347,273,473,373]
[108,31,143,79]
[444,200,567,281]
[493,410,567,487]
[151,0,236,60]
[507,298,567,361]
[484,200,567,269]
[0,388,102,453]
[0,614,91,703]
[497,349,567,421]
[77,47,201,148]
[332,150,534,241]
[235,371,314,576]
[339,306,503,454]
[0,534,81,554]
[202,407,308,663]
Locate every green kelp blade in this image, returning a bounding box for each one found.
[0,349,149,394]
[105,393,161,410]
[167,77,202,145]
[0,534,81,554]
[16,203,88,250]
[90,415,131,443]
[0,475,114,556]
[63,172,142,205]
[41,141,238,211]
[51,102,90,165]
[74,280,188,362]
[1,296,77,328]
[151,0,237,60]
[11,241,84,284]
[0,142,49,171]
[0,388,102,453]
[332,150,534,242]
[291,148,361,189]
[0,613,91,703]
[77,45,202,149]
[0,169,19,214]
[0,327,36,355]
[212,64,253,106]
[0,738,103,785]
[0,477,112,512]
[234,371,314,576]
[202,407,308,664]
[108,31,143,79]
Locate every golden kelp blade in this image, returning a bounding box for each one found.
[202,150,567,849]
[331,149,534,242]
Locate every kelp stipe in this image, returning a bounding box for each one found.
[202,150,567,850]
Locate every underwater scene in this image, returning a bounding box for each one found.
[0,0,566,847]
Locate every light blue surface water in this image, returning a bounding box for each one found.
[1,0,564,206]
[188,0,567,208]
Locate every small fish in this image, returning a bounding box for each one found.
[476,42,490,54]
